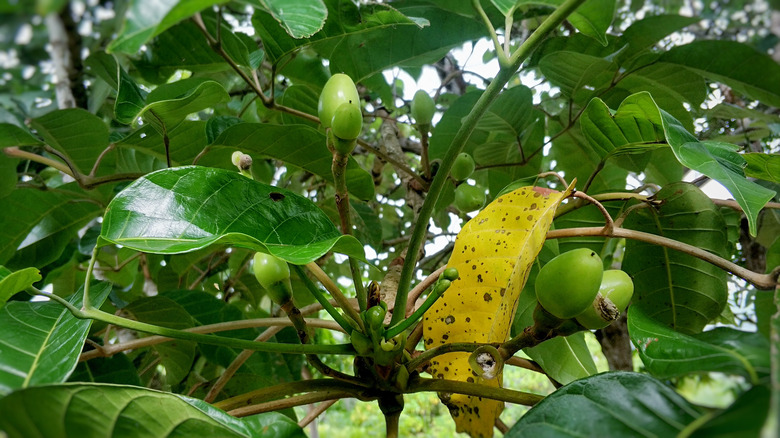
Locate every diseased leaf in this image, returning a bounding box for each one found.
[0,282,112,396]
[99,166,365,265]
[622,183,728,334]
[507,372,704,437]
[628,306,770,381]
[424,184,574,437]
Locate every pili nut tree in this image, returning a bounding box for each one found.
[0,0,779,437]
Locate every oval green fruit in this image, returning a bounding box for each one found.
[453,183,486,212]
[331,102,363,140]
[575,270,634,329]
[318,73,360,129]
[410,90,435,126]
[252,252,292,304]
[364,305,387,331]
[450,152,476,182]
[535,248,604,319]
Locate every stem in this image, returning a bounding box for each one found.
[298,399,338,428]
[405,266,445,316]
[386,274,447,339]
[306,262,365,332]
[26,287,85,316]
[385,411,401,438]
[420,129,431,180]
[546,226,780,290]
[472,0,509,67]
[80,317,344,362]
[331,147,367,311]
[228,391,355,417]
[214,378,370,411]
[407,377,544,407]
[292,264,353,332]
[406,342,491,373]
[80,307,355,355]
[5,147,73,176]
[391,0,588,325]
[82,246,99,310]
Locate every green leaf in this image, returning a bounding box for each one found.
[0,282,111,396]
[262,0,328,38]
[29,109,110,175]
[539,51,617,101]
[0,266,41,308]
[0,383,305,438]
[0,123,43,147]
[205,123,374,200]
[254,1,483,82]
[99,166,365,265]
[0,184,103,267]
[616,14,700,65]
[124,296,197,385]
[69,353,142,386]
[743,153,780,183]
[108,0,229,54]
[622,182,729,334]
[628,306,769,381]
[116,121,209,167]
[517,0,615,45]
[507,372,703,437]
[140,78,230,132]
[689,385,770,438]
[660,40,780,107]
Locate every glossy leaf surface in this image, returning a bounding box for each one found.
[99,166,364,265]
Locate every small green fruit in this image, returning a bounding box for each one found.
[252,252,292,305]
[535,248,603,319]
[410,90,435,126]
[453,183,486,212]
[442,267,459,282]
[364,305,387,331]
[576,270,634,329]
[318,73,360,129]
[331,102,363,140]
[450,152,475,182]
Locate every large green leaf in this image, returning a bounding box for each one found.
[517,0,615,45]
[539,51,617,101]
[689,385,770,438]
[743,153,780,183]
[29,109,110,175]
[108,0,229,54]
[139,78,230,132]
[0,383,305,438]
[622,183,728,334]
[660,40,780,108]
[259,0,328,38]
[0,266,41,308]
[205,122,374,200]
[0,123,43,147]
[0,282,111,396]
[628,306,770,381]
[0,184,103,267]
[507,372,703,437]
[99,166,364,265]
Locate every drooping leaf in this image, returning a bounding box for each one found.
[507,372,704,437]
[0,184,103,267]
[99,166,365,265]
[204,122,374,200]
[622,183,729,334]
[0,282,111,396]
[628,306,770,381]
[0,266,41,308]
[424,184,574,437]
[29,109,110,175]
[743,153,780,183]
[660,40,780,108]
[108,0,230,54]
[0,383,305,438]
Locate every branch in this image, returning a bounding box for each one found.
[546,226,780,289]
[407,377,544,407]
[214,378,370,412]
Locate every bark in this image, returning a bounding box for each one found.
[46,4,88,109]
[595,313,633,371]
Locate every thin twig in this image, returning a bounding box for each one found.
[298,399,338,428]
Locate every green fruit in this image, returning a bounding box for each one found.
[350,330,373,356]
[364,305,387,331]
[450,152,476,182]
[535,248,604,319]
[331,102,363,140]
[410,90,435,126]
[453,183,486,212]
[576,270,634,329]
[442,267,459,281]
[318,73,360,129]
[252,252,292,305]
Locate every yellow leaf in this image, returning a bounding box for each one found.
[422,184,573,438]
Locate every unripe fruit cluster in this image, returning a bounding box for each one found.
[534,248,634,330]
[318,73,362,146]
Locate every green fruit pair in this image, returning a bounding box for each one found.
[576,270,634,329]
[319,73,363,144]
